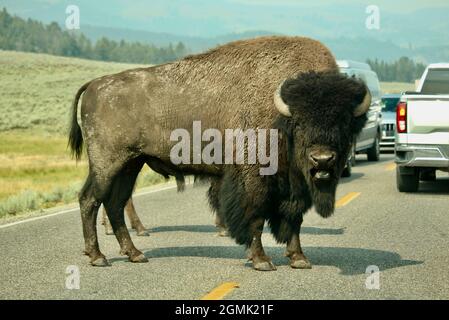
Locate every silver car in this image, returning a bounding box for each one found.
[380,93,401,150]
[338,60,383,177]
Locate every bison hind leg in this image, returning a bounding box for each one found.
[79,173,109,266]
[103,156,148,263]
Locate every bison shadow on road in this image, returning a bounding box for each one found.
[125,245,422,276]
[150,225,218,233]
[149,225,345,236]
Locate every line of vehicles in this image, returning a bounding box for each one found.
[337,60,449,192]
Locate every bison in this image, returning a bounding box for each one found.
[69,36,370,270]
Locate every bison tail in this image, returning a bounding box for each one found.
[68,81,91,161]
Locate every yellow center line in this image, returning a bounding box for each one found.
[335,192,361,208]
[201,282,240,300]
[385,162,396,171]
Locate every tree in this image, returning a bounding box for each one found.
[367,57,427,83]
[0,7,190,64]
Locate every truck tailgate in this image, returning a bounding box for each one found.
[406,95,449,144]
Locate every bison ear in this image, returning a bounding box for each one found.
[353,86,372,117]
[274,82,292,117]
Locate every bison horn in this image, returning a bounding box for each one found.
[274,82,292,117]
[353,89,372,117]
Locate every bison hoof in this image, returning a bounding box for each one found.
[217,228,229,237]
[253,260,277,271]
[136,230,150,237]
[90,256,110,267]
[290,258,312,269]
[129,253,149,263]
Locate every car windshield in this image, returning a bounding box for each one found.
[421,68,449,94]
[364,72,381,101]
[381,97,400,112]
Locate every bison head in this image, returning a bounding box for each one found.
[274,71,370,218]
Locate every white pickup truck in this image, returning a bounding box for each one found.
[395,63,449,192]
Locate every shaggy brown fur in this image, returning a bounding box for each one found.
[69,36,368,270]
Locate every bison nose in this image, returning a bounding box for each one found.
[309,150,336,168]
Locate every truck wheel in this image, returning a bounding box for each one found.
[396,167,419,192]
[367,135,380,161]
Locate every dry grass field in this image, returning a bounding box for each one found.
[379,81,415,94]
[0,50,414,217]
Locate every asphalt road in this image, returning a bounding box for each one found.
[1,154,448,300]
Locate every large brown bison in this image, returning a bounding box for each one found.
[69,36,370,271]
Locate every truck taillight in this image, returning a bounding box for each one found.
[396,102,407,133]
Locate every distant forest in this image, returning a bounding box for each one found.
[0,8,188,64]
[1,7,427,81]
[367,57,426,83]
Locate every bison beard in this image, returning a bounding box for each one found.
[309,181,337,218]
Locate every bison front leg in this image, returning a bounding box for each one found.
[215,214,229,237]
[248,218,276,271]
[285,225,312,269]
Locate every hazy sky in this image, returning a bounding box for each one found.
[1,0,449,38]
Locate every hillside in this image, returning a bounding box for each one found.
[82,25,449,63]
[0,50,145,133]
[1,7,439,82]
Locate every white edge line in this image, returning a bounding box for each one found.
[0,184,178,229]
